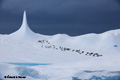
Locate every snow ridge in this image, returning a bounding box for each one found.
[0,11,119,70]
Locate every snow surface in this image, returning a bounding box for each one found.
[0,11,120,80]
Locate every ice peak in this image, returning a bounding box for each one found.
[22,10,28,27]
[14,10,34,34]
[19,10,32,32]
[10,11,36,40]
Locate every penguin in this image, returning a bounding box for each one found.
[85,52,89,55]
[82,51,84,53]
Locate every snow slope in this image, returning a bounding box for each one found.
[0,11,120,80]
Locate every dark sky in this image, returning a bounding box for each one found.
[0,0,120,36]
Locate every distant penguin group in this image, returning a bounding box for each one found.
[38,40,103,57]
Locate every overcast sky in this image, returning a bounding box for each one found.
[0,0,120,36]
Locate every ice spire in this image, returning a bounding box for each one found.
[10,11,36,40]
[19,10,33,33]
[21,10,29,29]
